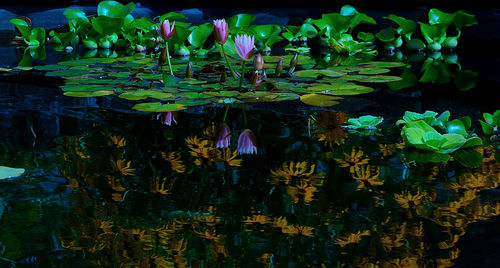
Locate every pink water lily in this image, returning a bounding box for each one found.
[237,129,257,155]
[235,34,255,61]
[216,123,231,148]
[156,20,175,41]
[213,19,229,45]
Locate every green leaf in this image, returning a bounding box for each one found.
[0,166,25,180]
[63,8,89,22]
[97,1,135,18]
[160,12,189,22]
[30,27,46,44]
[493,110,500,127]
[8,18,31,39]
[251,24,281,42]
[480,120,494,135]
[446,119,467,136]
[227,14,256,33]
[439,133,466,153]
[92,16,124,36]
[187,22,213,48]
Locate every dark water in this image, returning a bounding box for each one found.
[1,20,500,268]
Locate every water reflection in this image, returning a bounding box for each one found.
[0,109,499,267]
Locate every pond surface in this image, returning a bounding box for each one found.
[1,9,500,268]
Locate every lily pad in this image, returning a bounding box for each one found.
[344,74,403,83]
[119,90,174,100]
[63,90,115,97]
[300,94,342,106]
[132,102,187,112]
[0,166,25,179]
[293,69,344,78]
[306,83,373,95]
[46,68,91,77]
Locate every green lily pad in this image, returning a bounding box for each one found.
[46,68,91,77]
[344,74,403,83]
[360,61,407,68]
[358,67,391,75]
[0,166,25,179]
[60,84,114,92]
[300,93,342,106]
[63,90,115,97]
[132,102,186,112]
[34,64,69,71]
[119,90,174,100]
[306,83,373,95]
[293,69,344,78]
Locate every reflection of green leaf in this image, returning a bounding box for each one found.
[454,70,478,91]
[0,166,25,180]
[453,149,482,168]
[300,94,342,106]
[132,102,186,112]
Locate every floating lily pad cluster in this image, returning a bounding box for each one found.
[36,53,404,111]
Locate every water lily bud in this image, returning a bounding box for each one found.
[220,71,227,82]
[156,20,175,41]
[253,53,264,70]
[250,71,259,85]
[186,62,193,78]
[289,54,298,74]
[275,57,283,77]
[289,54,299,68]
[213,19,229,45]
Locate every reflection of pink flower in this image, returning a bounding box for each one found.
[216,124,231,148]
[156,20,175,40]
[237,129,257,155]
[213,19,229,45]
[235,34,255,60]
[157,112,177,126]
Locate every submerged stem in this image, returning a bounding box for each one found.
[221,45,237,79]
[223,104,230,123]
[166,42,173,76]
[238,61,246,89]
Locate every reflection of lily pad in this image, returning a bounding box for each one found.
[119,90,174,100]
[132,102,186,112]
[300,94,342,106]
[64,90,115,97]
[0,166,25,179]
